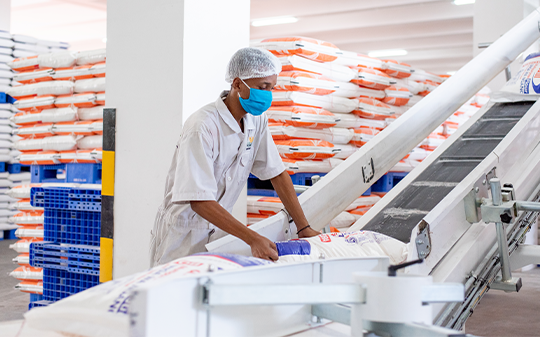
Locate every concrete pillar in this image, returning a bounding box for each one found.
[108,0,250,278]
[473,0,540,91]
[0,0,10,31]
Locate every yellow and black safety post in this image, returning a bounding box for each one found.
[100,108,115,282]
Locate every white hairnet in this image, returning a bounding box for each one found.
[225,47,282,83]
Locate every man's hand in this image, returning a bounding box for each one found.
[249,234,279,262]
[298,226,321,239]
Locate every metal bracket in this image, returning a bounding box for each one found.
[491,276,522,292]
[464,188,480,223]
[362,158,375,183]
[485,167,496,188]
[480,200,516,224]
[501,183,515,202]
[415,220,431,259]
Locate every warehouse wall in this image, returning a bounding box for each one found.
[108,0,250,278]
[0,0,10,31]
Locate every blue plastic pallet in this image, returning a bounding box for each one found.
[0,92,15,104]
[43,268,99,302]
[0,229,17,240]
[248,172,328,187]
[29,300,53,310]
[31,163,102,184]
[6,229,17,239]
[247,188,301,197]
[8,163,30,174]
[371,172,408,193]
[30,242,100,275]
[248,172,371,196]
[31,186,101,212]
[44,209,101,246]
[30,293,43,302]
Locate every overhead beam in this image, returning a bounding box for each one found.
[250,2,473,39]
[390,46,473,62]
[339,33,472,54]
[250,0,446,20]
[411,57,472,69]
[310,17,473,46]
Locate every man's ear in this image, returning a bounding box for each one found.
[231,78,241,91]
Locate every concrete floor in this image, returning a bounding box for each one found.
[0,239,30,322]
[466,267,540,337]
[0,239,539,336]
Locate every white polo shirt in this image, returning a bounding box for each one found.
[158,90,285,229]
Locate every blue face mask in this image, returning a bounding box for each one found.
[238,79,272,116]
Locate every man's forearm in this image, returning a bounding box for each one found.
[270,171,309,230]
[190,200,258,245]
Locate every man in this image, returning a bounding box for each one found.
[150,47,320,267]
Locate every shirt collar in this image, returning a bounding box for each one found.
[216,90,255,135]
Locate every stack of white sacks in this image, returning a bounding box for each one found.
[0,30,69,95]
[5,48,105,166]
[247,36,490,231]
[7,184,45,296]
[0,31,69,168]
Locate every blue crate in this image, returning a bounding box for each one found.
[8,163,30,174]
[29,300,53,310]
[0,92,7,103]
[31,186,101,212]
[43,268,99,302]
[31,163,102,184]
[30,242,100,275]
[0,162,6,172]
[44,209,101,246]
[371,172,408,193]
[30,293,43,302]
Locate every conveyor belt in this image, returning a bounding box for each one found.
[363,101,535,243]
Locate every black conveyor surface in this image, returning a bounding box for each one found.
[362,102,534,243]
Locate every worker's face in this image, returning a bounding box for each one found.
[235,74,277,100]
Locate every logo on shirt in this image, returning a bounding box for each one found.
[246,133,254,151]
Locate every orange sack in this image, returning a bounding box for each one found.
[252,37,339,63]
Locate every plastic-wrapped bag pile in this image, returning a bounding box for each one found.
[5,48,105,165]
[246,37,490,231]
[0,30,69,95]
[20,253,272,337]
[7,183,44,296]
[0,31,69,168]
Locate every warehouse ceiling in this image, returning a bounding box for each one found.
[10,0,107,51]
[251,0,474,74]
[8,0,473,74]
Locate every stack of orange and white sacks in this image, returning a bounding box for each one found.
[7,184,44,296]
[247,37,415,229]
[385,70,444,173]
[251,37,418,175]
[247,194,382,230]
[5,49,105,165]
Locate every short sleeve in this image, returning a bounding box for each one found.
[171,130,218,203]
[251,116,285,180]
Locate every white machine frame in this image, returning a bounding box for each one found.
[128,257,465,337]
